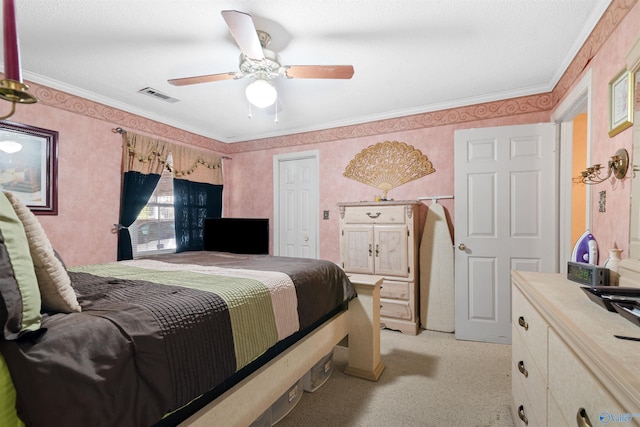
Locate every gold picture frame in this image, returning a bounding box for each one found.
[608,69,634,137]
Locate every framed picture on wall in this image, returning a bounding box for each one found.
[0,121,58,215]
[608,69,634,137]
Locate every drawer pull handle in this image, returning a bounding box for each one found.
[517,405,528,425]
[517,360,528,378]
[576,408,592,427]
[366,212,382,219]
[518,316,529,331]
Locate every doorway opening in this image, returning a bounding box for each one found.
[552,69,593,272]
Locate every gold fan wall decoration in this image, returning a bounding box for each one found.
[343,141,435,199]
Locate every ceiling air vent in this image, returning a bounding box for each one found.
[138,87,180,103]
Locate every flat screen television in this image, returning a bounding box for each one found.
[203,218,269,255]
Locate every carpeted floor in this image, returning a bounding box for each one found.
[276,328,514,427]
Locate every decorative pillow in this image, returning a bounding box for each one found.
[0,192,41,339]
[0,354,22,426]
[3,192,80,313]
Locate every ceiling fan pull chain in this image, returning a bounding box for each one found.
[274,99,278,124]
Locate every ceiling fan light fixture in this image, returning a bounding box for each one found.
[245,79,277,108]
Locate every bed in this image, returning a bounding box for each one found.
[0,196,383,427]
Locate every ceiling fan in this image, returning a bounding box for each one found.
[168,10,355,108]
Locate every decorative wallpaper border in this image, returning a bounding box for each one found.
[552,0,638,105]
[226,93,554,153]
[28,0,637,155]
[30,82,229,153]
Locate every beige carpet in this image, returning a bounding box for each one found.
[276,329,514,427]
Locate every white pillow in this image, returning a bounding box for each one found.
[3,192,80,313]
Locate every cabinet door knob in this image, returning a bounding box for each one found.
[576,408,593,427]
[518,316,529,331]
[517,360,528,378]
[366,212,382,219]
[517,405,528,425]
[368,244,372,256]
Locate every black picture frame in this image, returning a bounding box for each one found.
[0,121,58,215]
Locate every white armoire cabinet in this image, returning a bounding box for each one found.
[338,201,421,334]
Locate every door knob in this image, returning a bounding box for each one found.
[457,243,466,251]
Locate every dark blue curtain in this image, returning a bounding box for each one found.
[117,171,161,261]
[173,179,223,252]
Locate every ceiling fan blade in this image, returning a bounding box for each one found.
[284,65,354,79]
[168,72,236,86]
[221,10,264,61]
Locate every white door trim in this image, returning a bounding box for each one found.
[272,150,320,257]
[552,69,593,273]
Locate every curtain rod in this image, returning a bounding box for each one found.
[111,127,232,159]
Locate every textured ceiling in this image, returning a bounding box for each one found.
[8,0,610,143]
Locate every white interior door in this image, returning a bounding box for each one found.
[273,151,319,258]
[454,123,557,344]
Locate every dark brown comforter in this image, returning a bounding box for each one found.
[0,252,355,427]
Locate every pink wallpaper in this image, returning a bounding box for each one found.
[4,0,638,266]
[227,111,551,263]
[576,0,639,259]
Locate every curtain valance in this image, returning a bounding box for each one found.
[122,132,170,175]
[168,143,223,185]
[121,131,223,185]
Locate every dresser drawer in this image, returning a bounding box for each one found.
[548,330,634,426]
[512,285,548,377]
[547,393,569,427]
[343,206,406,224]
[380,279,410,300]
[511,324,546,421]
[380,298,413,320]
[511,363,543,427]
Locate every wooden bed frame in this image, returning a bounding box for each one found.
[181,274,384,427]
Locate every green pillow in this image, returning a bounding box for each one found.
[0,192,41,339]
[4,192,80,313]
[0,353,24,426]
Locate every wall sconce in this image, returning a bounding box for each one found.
[580,148,629,185]
[0,0,37,120]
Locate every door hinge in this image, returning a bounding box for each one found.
[408,266,410,273]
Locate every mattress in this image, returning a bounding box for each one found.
[0,252,355,427]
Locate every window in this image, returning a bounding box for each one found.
[131,159,176,257]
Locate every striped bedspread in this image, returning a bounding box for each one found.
[0,252,355,427]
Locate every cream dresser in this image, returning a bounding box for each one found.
[511,267,640,426]
[338,201,421,334]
